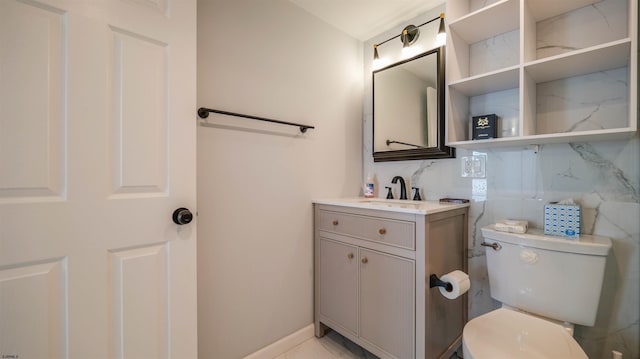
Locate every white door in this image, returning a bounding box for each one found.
[0,0,197,358]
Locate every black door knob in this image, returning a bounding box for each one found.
[172,208,193,225]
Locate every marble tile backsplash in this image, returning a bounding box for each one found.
[363,0,637,356]
[364,137,639,359]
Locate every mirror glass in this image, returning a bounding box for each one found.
[373,47,454,161]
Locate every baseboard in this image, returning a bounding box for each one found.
[243,324,315,359]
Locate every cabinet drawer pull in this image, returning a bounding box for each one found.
[332,220,339,226]
[361,257,368,264]
[378,228,386,235]
[347,253,354,259]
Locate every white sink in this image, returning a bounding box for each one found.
[313,197,470,214]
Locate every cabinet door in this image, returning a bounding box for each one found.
[359,249,415,359]
[318,238,358,334]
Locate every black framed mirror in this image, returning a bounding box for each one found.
[373,47,454,161]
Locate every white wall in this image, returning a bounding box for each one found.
[363,2,639,358]
[197,0,363,357]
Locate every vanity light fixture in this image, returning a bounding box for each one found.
[372,13,446,62]
[401,25,420,48]
[436,13,446,46]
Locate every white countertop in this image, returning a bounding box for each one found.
[313,197,470,215]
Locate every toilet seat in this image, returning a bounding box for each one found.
[462,308,587,359]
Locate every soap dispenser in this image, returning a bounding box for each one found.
[364,173,375,198]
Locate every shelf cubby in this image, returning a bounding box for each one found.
[447,0,520,82]
[448,0,519,44]
[525,0,600,22]
[530,66,630,135]
[449,66,519,97]
[524,0,629,62]
[447,86,520,145]
[445,0,637,148]
[523,39,631,83]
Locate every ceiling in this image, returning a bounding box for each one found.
[288,0,445,41]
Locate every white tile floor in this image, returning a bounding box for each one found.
[275,330,463,359]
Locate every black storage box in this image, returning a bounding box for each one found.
[472,114,498,140]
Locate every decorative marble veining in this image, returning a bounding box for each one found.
[536,68,629,134]
[363,1,638,357]
[569,143,639,201]
[469,29,519,76]
[364,140,640,359]
[536,0,628,59]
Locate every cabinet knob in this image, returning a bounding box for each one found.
[347,253,354,259]
[361,257,368,264]
[332,220,339,226]
[378,228,386,235]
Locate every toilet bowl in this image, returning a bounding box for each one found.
[462,308,587,359]
[462,225,612,359]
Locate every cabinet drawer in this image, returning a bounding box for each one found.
[318,210,415,250]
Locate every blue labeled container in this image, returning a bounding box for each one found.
[544,203,580,239]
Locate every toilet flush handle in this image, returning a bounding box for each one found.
[481,242,502,251]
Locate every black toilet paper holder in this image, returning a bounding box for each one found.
[429,274,453,292]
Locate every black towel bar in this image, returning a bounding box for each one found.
[197,107,315,133]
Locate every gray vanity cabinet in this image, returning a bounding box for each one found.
[318,236,415,358]
[359,248,415,359]
[314,201,468,359]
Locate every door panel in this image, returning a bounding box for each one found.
[0,0,66,201]
[359,249,415,359]
[109,243,169,358]
[318,238,358,334]
[110,26,168,196]
[0,258,67,359]
[0,0,197,357]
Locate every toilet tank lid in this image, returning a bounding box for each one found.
[481,225,611,256]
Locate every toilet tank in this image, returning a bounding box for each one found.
[481,225,611,326]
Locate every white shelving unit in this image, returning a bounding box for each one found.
[445,0,637,149]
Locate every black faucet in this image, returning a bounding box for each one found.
[391,176,407,200]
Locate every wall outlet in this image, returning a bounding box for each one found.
[461,155,486,178]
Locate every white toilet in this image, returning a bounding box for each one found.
[462,224,612,359]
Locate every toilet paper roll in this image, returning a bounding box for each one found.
[438,270,470,300]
